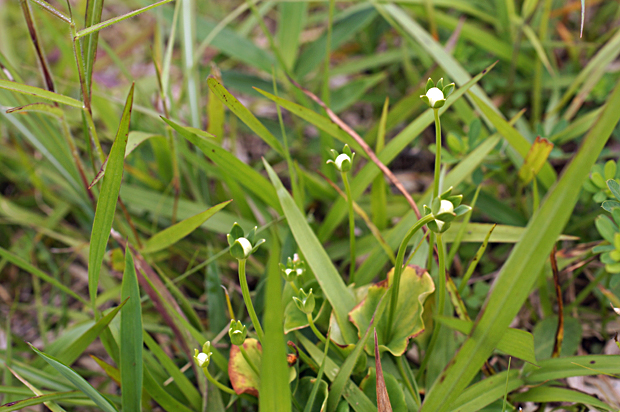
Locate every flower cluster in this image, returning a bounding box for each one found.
[279,254,306,282]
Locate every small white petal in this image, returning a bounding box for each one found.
[426,87,445,108]
[438,200,454,215]
[296,268,304,276]
[237,237,253,257]
[285,268,294,276]
[435,220,444,231]
[196,352,209,367]
[335,153,351,170]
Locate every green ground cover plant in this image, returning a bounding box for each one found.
[1,0,620,411]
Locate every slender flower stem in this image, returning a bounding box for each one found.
[237,259,264,343]
[386,214,436,340]
[307,313,327,344]
[395,354,421,407]
[433,108,442,199]
[342,171,356,283]
[203,368,236,395]
[417,233,447,380]
[239,345,260,376]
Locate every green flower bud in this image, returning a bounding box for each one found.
[293,288,315,315]
[229,320,248,346]
[280,256,306,281]
[421,78,454,109]
[327,144,356,173]
[227,223,265,260]
[194,341,213,369]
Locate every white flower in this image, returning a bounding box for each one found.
[195,352,209,368]
[335,154,351,171]
[296,268,304,276]
[285,268,294,276]
[237,237,253,258]
[435,220,445,231]
[426,87,445,108]
[438,200,454,215]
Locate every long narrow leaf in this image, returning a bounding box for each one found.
[29,345,119,412]
[264,159,357,343]
[141,199,232,254]
[0,79,82,108]
[120,247,143,412]
[88,84,134,310]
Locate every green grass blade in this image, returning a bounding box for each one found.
[450,370,523,412]
[83,0,105,103]
[0,246,87,305]
[142,367,194,412]
[259,233,291,412]
[143,331,202,410]
[52,301,127,369]
[120,247,143,412]
[263,159,357,344]
[142,199,232,254]
[296,333,376,412]
[327,293,386,412]
[0,79,82,108]
[208,77,285,156]
[511,386,614,410]
[277,2,307,70]
[28,345,119,412]
[0,391,83,412]
[162,117,282,212]
[75,0,173,39]
[5,102,64,117]
[469,93,556,188]
[421,65,620,412]
[88,84,134,311]
[523,355,620,382]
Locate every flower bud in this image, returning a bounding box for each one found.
[229,320,248,346]
[327,144,355,173]
[438,199,454,215]
[426,87,444,107]
[194,343,212,369]
[293,288,315,315]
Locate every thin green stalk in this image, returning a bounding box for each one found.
[239,345,260,376]
[203,368,236,395]
[396,354,421,407]
[417,232,447,380]
[386,214,435,340]
[342,171,356,283]
[238,259,264,343]
[307,313,327,344]
[432,108,441,199]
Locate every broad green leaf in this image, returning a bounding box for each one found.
[141,199,232,254]
[88,84,134,310]
[120,247,143,412]
[422,62,620,412]
[208,77,284,156]
[29,345,119,412]
[349,266,434,356]
[75,0,174,39]
[436,317,537,365]
[511,386,614,410]
[533,316,582,360]
[264,159,357,343]
[162,116,281,212]
[0,79,82,108]
[259,236,292,411]
[517,137,554,185]
[229,338,262,396]
[359,366,405,412]
[295,377,328,412]
[0,246,87,305]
